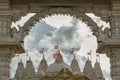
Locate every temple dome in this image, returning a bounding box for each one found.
[46,49,72,75]
[46,61,72,75]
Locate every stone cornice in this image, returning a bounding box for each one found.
[0,41,24,51]
[97,38,120,54]
[10,0,110,5]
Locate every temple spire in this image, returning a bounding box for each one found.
[38,54,48,73]
[94,60,105,80]
[29,56,31,61]
[43,54,45,59]
[87,50,92,61]
[87,56,89,61]
[15,59,25,80]
[83,58,97,80]
[55,49,63,62]
[25,55,35,77]
[71,54,81,75]
[74,54,75,59]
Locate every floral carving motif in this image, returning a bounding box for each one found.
[21,7,101,39]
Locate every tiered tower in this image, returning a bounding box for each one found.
[38,54,48,73]
[15,60,24,80]
[94,59,105,80]
[24,57,35,78]
[71,54,81,75]
[46,49,72,75]
[83,58,97,80]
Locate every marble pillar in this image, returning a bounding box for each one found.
[0,14,25,79]
[0,48,14,80]
[0,56,10,80]
[107,48,120,80]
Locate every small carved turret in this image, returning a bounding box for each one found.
[55,49,64,63]
[25,56,35,78]
[94,59,105,80]
[70,54,81,74]
[38,54,48,73]
[83,58,97,80]
[15,59,25,80]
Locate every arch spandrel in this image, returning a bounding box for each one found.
[21,7,99,38]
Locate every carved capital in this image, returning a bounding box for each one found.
[104,47,120,58]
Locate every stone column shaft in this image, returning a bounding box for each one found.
[108,48,120,80]
[0,48,12,80]
[109,1,120,78]
[0,56,10,80]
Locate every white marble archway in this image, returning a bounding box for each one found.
[20,7,102,39]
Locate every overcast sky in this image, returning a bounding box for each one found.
[11,14,111,80]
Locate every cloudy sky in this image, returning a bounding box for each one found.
[11,14,111,80]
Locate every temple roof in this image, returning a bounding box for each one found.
[16,59,24,71]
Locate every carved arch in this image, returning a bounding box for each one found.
[21,7,99,38]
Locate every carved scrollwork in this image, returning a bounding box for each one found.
[10,26,25,43]
[94,26,111,43]
[96,26,106,43]
[20,7,100,39]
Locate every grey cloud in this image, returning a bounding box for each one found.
[52,26,77,43]
[52,18,79,44]
[24,21,55,51]
[35,18,83,67]
[38,18,82,51]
